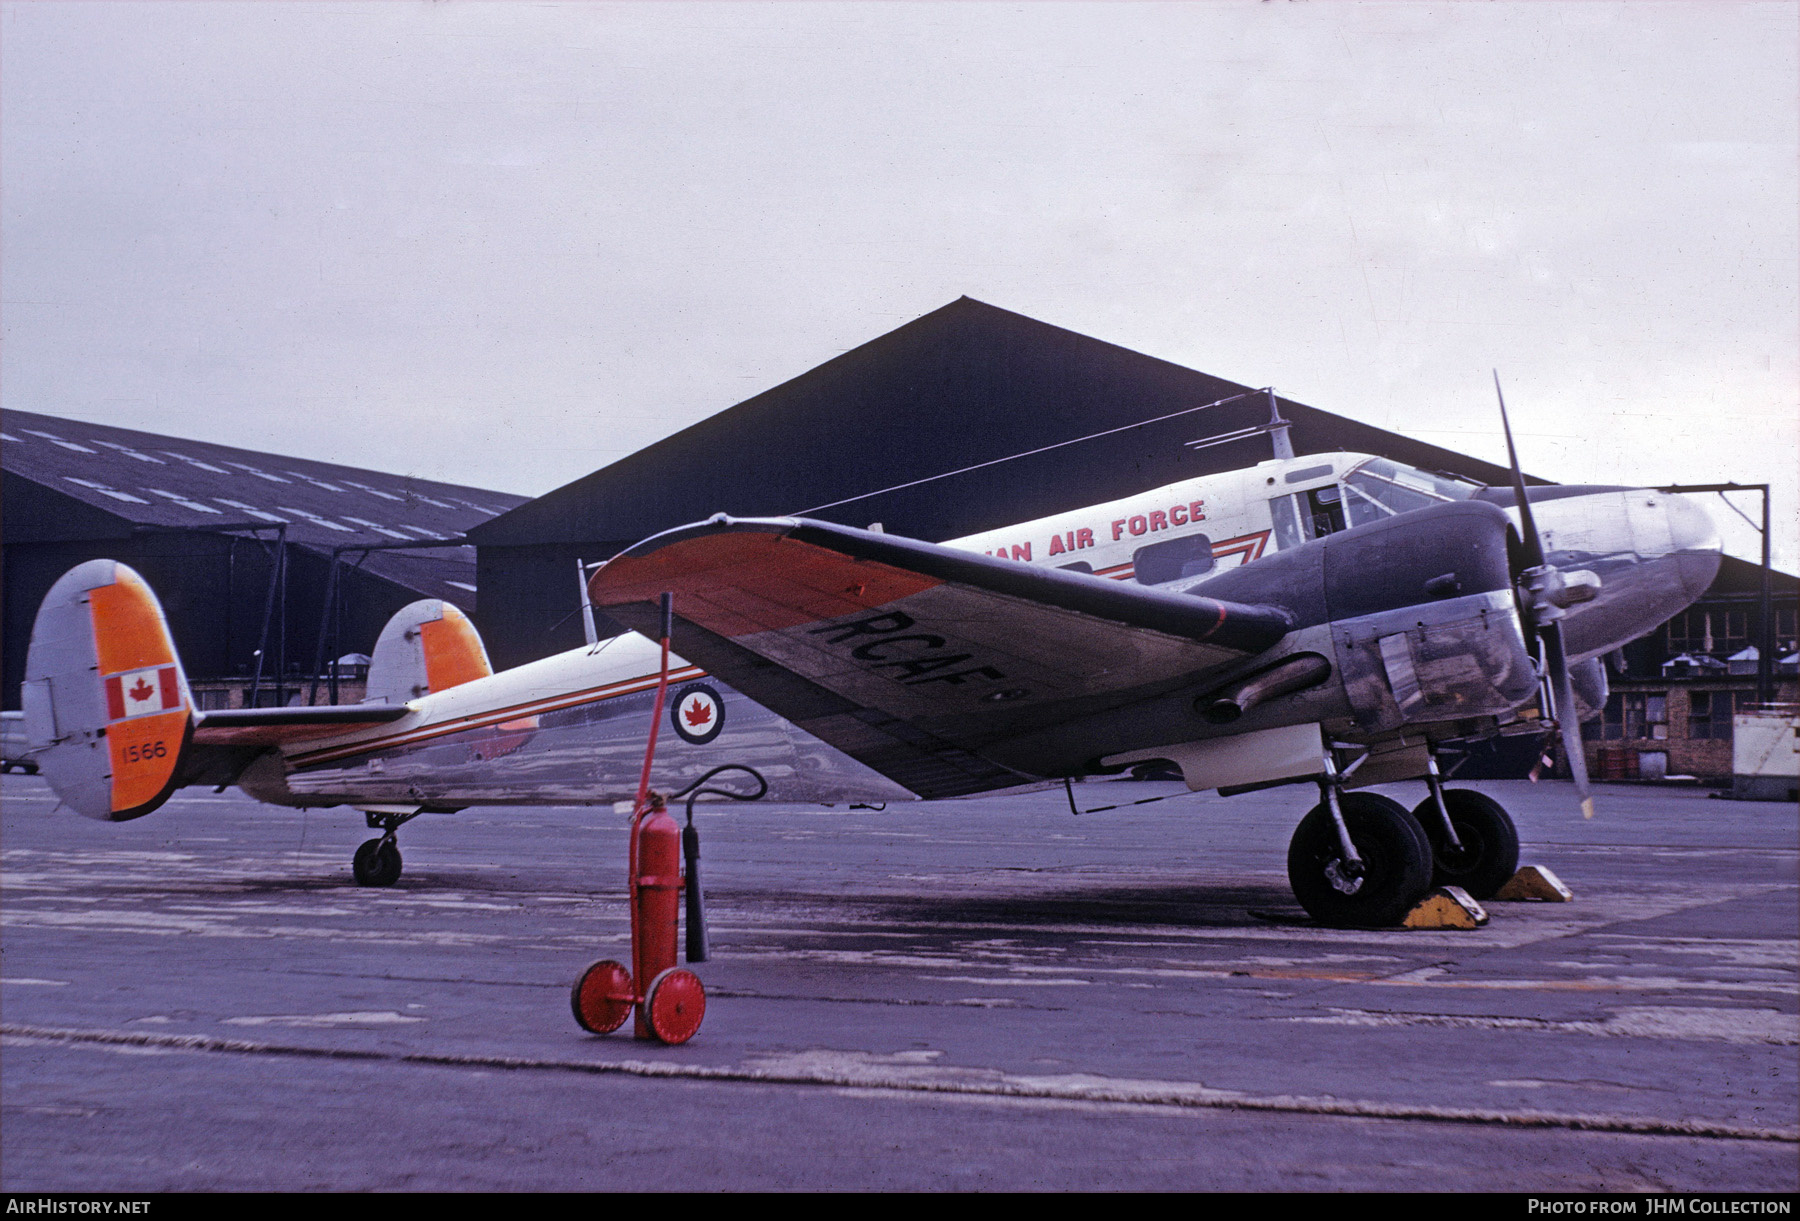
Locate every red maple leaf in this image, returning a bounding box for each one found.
[129,678,155,703]
[683,699,714,728]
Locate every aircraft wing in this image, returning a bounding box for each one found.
[588,516,1291,798]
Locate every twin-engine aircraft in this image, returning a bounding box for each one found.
[21,432,1720,926]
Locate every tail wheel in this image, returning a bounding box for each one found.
[1411,789,1519,900]
[571,959,635,1034]
[1288,792,1433,928]
[351,837,402,887]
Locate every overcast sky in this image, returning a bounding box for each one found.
[3,1,1794,569]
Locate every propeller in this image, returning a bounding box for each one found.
[1494,372,1596,819]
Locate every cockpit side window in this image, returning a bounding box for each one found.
[1343,457,1482,526]
[1269,486,1346,546]
[1306,485,1346,538]
[1269,494,1305,550]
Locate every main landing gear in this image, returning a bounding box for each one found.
[1288,790,1432,928]
[1411,761,1519,900]
[351,807,422,887]
[1285,754,1520,926]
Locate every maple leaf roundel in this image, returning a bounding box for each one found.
[670,684,725,745]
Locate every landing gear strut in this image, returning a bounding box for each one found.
[351,808,422,887]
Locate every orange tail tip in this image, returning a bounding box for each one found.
[23,561,192,820]
[366,600,494,703]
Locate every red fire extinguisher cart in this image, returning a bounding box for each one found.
[571,593,706,1044]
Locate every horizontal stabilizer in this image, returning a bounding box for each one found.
[589,516,1290,797]
[193,704,411,748]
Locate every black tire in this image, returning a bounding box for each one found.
[1410,789,1519,899]
[352,837,402,887]
[1287,792,1433,927]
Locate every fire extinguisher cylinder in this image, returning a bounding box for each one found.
[632,799,684,1036]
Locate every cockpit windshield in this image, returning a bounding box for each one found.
[1342,457,1483,527]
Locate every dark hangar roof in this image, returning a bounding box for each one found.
[470,297,1537,551]
[2,409,527,606]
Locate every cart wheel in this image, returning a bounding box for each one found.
[644,967,706,1045]
[571,959,635,1034]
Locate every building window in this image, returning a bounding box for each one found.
[1587,692,1667,742]
[1688,691,1740,741]
[1667,609,1753,656]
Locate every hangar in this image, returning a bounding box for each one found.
[1,410,525,710]
[469,297,1539,671]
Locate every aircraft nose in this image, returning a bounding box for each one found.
[1664,491,1720,554]
[1531,487,1722,661]
[1655,491,1723,602]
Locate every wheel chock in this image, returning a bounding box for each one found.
[1491,865,1573,902]
[1401,886,1489,929]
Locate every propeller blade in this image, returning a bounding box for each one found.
[1495,371,1593,819]
[1539,620,1596,819]
[1493,371,1546,569]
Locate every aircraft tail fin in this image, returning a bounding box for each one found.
[23,561,193,821]
[365,600,493,703]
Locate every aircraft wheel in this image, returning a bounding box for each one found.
[1411,789,1519,900]
[1288,792,1433,928]
[351,837,402,887]
[571,959,635,1034]
[644,967,706,1045]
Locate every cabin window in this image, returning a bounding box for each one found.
[1132,534,1214,585]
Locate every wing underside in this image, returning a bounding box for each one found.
[588,517,1290,798]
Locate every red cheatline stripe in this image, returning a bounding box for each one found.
[287,665,706,767]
